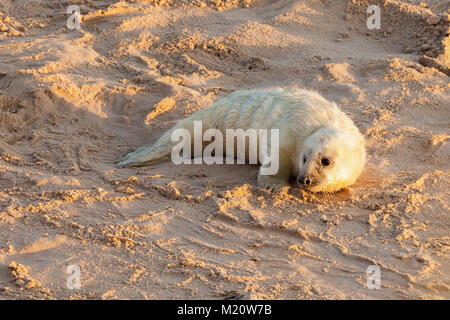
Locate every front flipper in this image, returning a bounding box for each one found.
[257,155,292,192]
[257,174,290,191]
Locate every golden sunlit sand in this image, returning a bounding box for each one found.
[0,0,448,299]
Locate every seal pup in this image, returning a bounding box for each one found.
[116,88,366,192]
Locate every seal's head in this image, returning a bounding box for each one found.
[297,128,366,192]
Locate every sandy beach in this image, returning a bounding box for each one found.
[0,0,449,299]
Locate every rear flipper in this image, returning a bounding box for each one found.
[115,146,170,168]
[115,126,177,168]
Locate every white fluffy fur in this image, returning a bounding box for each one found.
[116,88,366,192]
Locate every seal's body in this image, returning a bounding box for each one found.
[116,89,366,192]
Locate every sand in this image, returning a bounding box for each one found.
[0,0,449,299]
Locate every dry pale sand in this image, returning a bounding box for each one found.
[0,0,449,300]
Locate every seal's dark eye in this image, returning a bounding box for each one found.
[303,156,306,163]
[321,158,330,166]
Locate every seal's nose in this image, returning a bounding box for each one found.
[297,176,311,186]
